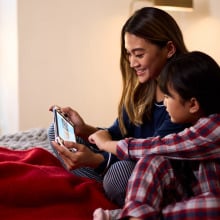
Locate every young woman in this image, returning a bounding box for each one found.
[48,7,189,206]
[91,51,220,220]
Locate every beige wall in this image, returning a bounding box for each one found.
[0,0,18,134]
[0,0,220,134]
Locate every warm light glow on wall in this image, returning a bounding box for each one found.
[129,0,193,14]
[154,0,193,12]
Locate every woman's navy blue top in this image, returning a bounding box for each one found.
[108,102,186,139]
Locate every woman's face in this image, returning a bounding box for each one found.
[125,32,171,83]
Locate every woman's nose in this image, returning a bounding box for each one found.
[129,56,139,68]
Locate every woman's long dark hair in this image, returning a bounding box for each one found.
[118,7,188,135]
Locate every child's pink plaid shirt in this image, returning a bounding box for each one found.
[116,114,220,219]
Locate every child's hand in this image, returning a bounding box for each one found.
[89,130,111,150]
[89,130,118,155]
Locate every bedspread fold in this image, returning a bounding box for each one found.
[0,146,117,220]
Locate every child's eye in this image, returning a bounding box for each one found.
[164,94,169,99]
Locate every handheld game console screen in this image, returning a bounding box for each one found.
[54,109,76,143]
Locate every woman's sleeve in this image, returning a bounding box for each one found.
[94,151,119,175]
[107,119,123,140]
[94,117,124,175]
[96,111,133,174]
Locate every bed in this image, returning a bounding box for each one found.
[1,128,220,220]
[0,128,117,220]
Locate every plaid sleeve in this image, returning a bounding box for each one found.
[117,115,220,161]
[162,192,220,220]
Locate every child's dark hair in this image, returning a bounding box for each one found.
[159,51,220,116]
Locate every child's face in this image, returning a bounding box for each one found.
[163,86,195,124]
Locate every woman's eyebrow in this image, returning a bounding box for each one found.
[126,48,145,53]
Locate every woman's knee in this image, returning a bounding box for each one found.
[47,123,55,142]
[103,160,136,206]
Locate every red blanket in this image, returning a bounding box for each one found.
[0,147,118,220]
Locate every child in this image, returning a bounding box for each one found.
[89,51,220,220]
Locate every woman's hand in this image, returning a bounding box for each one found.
[89,130,118,155]
[52,141,104,170]
[49,105,98,138]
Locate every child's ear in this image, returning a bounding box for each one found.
[189,97,200,114]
